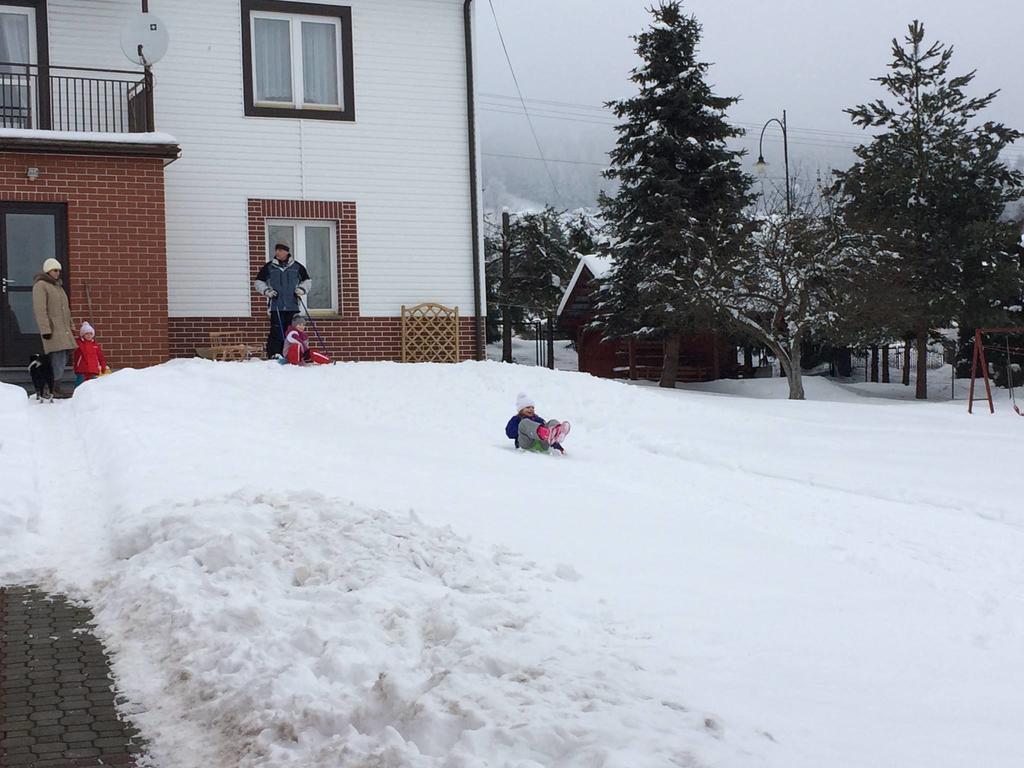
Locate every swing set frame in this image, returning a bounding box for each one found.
[967,327,1024,414]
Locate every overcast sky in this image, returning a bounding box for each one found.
[474,0,1024,209]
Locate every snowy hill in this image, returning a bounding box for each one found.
[2,360,1022,767]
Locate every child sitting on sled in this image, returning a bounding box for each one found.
[73,321,109,385]
[505,393,569,454]
[282,316,330,365]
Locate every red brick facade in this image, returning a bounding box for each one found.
[0,152,169,369]
[169,198,478,362]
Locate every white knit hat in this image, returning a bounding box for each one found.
[516,393,535,411]
[42,258,62,273]
[79,321,95,337]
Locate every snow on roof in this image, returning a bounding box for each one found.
[581,253,613,279]
[557,254,614,318]
[0,128,178,144]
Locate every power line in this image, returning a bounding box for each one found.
[482,91,867,138]
[479,105,620,128]
[481,91,610,114]
[479,91,1024,174]
[485,0,563,202]
[479,91,1024,160]
[484,151,788,184]
[483,151,608,168]
[482,104,865,151]
[480,97,869,149]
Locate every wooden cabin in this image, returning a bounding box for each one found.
[556,255,739,382]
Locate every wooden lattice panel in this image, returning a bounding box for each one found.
[401,303,460,363]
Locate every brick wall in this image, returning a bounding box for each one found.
[0,152,169,369]
[170,198,479,362]
[168,315,478,362]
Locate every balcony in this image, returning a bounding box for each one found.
[0,62,154,134]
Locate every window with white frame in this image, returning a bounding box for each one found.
[242,1,354,121]
[266,219,338,314]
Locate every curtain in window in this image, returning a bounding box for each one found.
[0,12,29,66]
[254,17,292,103]
[0,13,30,126]
[301,21,339,106]
[304,226,333,310]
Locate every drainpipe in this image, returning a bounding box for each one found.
[464,0,484,360]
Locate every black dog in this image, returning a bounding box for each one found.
[27,354,54,403]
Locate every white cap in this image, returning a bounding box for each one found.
[516,393,535,411]
[79,321,95,336]
[42,258,62,273]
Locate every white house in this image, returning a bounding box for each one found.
[0,0,483,372]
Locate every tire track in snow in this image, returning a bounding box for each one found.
[23,400,114,587]
[628,429,1024,532]
[20,397,223,767]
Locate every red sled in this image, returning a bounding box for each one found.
[286,346,331,365]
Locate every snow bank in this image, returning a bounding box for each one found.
[0,379,27,411]
[92,490,728,767]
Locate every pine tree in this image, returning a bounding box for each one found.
[506,207,576,319]
[597,1,753,388]
[835,21,1024,399]
[485,207,579,338]
[564,211,599,255]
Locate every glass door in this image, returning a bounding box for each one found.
[0,203,67,366]
[0,4,37,128]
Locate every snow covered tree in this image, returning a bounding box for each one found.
[506,207,576,318]
[835,20,1024,399]
[702,192,876,400]
[485,207,589,338]
[565,211,600,255]
[597,2,754,388]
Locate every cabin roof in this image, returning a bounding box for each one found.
[556,254,613,318]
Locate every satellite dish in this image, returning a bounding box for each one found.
[120,12,169,66]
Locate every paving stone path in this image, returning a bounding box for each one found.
[0,586,147,767]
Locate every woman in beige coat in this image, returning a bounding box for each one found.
[32,258,76,395]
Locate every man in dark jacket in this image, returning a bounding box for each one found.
[254,243,312,358]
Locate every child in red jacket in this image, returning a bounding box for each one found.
[281,316,330,365]
[74,321,108,384]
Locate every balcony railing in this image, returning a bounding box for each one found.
[0,63,154,133]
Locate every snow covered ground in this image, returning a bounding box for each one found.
[486,336,579,371]
[2,359,1023,767]
[675,364,966,403]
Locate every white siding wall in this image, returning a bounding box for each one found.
[46,0,476,317]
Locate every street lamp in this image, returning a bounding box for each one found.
[755,109,792,214]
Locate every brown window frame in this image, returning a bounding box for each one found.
[240,0,355,122]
